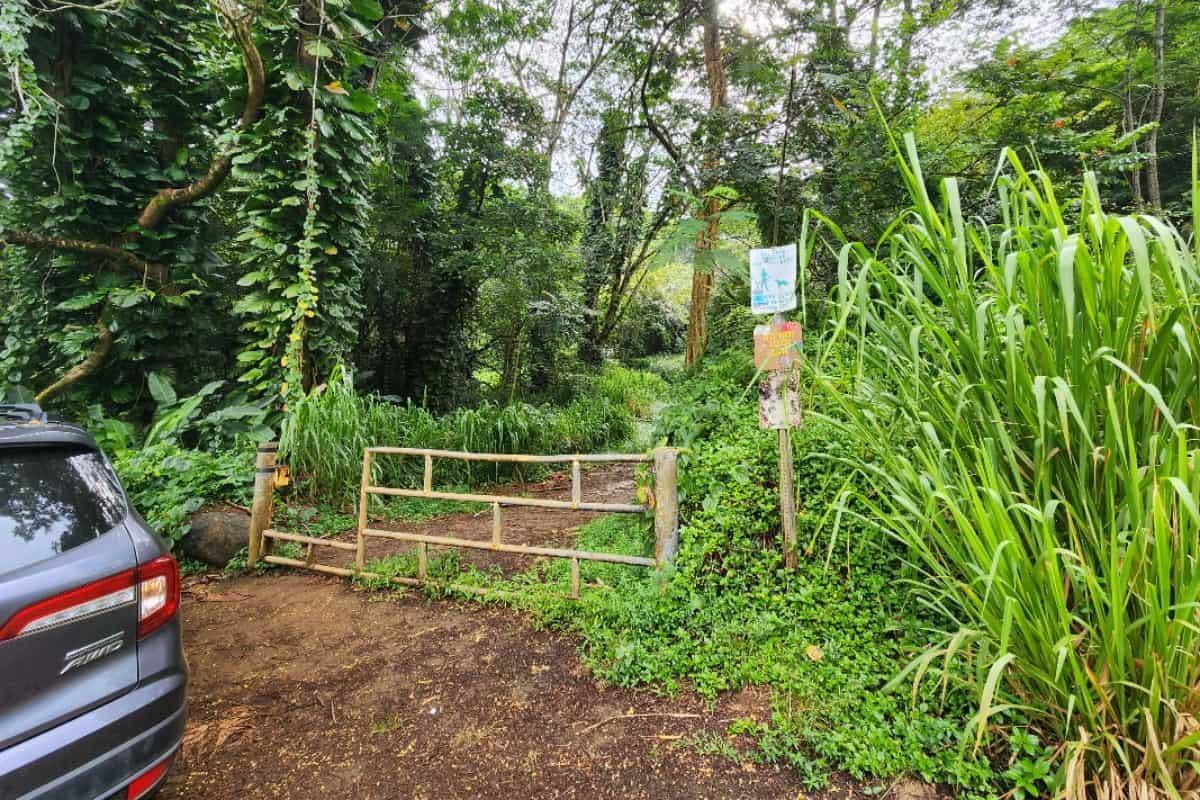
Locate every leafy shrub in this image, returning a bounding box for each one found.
[282,366,645,503]
[823,138,1200,797]
[593,364,667,418]
[627,353,685,384]
[113,442,252,543]
[610,292,686,361]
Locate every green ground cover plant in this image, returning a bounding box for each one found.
[113,442,252,544]
[821,137,1200,798]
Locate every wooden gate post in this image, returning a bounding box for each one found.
[247,442,278,566]
[356,450,373,571]
[652,447,679,566]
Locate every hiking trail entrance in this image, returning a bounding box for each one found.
[245,444,680,597]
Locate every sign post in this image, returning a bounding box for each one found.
[750,244,801,568]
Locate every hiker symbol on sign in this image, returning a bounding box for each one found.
[750,244,797,315]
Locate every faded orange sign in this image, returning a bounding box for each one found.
[754,321,803,371]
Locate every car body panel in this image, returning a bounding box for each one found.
[0,423,99,451]
[0,466,141,752]
[0,668,185,800]
[0,414,188,799]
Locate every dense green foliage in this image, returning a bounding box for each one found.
[4,2,1199,797]
[4,0,1196,415]
[820,140,1200,797]
[281,364,654,503]
[115,442,252,543]
[0,1,237,403]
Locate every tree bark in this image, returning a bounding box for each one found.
[684,0,728,368]
[1122,3,1146,207]
[892,0,915,113]
[867,0,883,78]
[35,306,113,405]
[136,8,265,229]
[0,231,169,285]
[1145,0,1165,209]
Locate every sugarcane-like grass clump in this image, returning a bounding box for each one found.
[824,136,1200,799]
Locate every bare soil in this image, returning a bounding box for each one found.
[164,572,849,799]
[159,464,890,799]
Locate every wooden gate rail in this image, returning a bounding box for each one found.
[363,486,644,514]
[247,442,679,599]
[359,528,656,566]
[365,447,651,463]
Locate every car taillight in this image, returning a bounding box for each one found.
[0,570,136,641]
[0,554,180,642]
[136,555,179,639]
[126,754,171,799]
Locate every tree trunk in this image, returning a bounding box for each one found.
[1145,0,1165,209]
[1123,4,1146,207]
[867,0,883,78]
[892,0,915,113]
[684,209,718,367]
[684,0,728,368]
[36,306,113,405]
[500,324,524,404]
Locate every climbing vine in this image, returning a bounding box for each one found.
[0,0,46,176]
[231,0,384,405]
[0,1,246,408]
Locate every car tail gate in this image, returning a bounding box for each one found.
[0,445,141,751]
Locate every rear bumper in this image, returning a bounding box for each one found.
[0,669,186,800]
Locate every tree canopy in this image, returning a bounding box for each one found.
[0,0,1195,418]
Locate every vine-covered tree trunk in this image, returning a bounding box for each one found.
[684,0,728,368]
[232,0,384,404]
[1,0,264,404]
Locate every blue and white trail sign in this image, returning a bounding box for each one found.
[749,243,797,315]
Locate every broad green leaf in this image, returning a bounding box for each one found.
[147,372,177,407]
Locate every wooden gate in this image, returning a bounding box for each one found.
[245,444,679,598]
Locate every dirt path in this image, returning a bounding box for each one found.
[159,466,877,799]
[162,573,865,800]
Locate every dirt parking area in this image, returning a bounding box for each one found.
[160,571,872,800]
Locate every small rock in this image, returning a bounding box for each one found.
[180,509,250,565]
[891,779,939,800]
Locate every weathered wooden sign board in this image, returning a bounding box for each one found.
[758,367,802,430]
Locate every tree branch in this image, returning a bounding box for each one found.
[0,231,169,285]
[136,4,265,229]
[639,8,691,173]
[35,304,113,405]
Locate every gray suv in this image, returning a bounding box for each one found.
[0,404,187,800]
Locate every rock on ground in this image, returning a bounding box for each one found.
[180,509,249,565]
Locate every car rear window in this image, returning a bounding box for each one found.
[0,447,126,575]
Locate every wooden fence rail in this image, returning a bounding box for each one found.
[247,443,680,599]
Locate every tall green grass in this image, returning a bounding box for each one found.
[280,367,643,502]
[822,136,1200,798]
[594,364,668,418]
